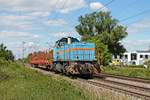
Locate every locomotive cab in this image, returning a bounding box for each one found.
[55,37,79,48]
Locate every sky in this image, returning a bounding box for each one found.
[0,0,150,59]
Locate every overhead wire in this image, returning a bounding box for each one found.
[69,0,92,28]
[117,0,139,18]
[48,0,68,36]
[68,0,92,38]
[51,0,68,20]
[50,0,60,19]
[120,9,150,22]
[74,0,150,38]
[50,0,115,39]
[69,0,115,31]
[95,0,115,12]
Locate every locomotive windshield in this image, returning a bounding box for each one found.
[55,37,79,48]
[71,37,79,43]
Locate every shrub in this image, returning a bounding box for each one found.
[144,60,150,67]
[0,43,14,61]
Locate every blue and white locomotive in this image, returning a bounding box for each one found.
[53,37,101,77]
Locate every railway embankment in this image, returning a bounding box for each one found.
[102,66,150,79]
[0,61,89,100]
[28,65,149,100]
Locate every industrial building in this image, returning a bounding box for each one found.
[112,51,150,65]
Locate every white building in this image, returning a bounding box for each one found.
[113,51,150,65]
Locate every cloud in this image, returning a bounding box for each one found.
[0,14,58,31]
[0,30,31,37]
[0,0,86,14]
[0,0,87,59]
[24,41,49,53]
[0,15,34,29]
[58,0,86,13]
[122,39,150,51]
[123,40,150,47]
[127,18,150,33]
[51,31,80,40]
[53,32,70,38]
[90,2,108,11]
[33,34,40,39]
[28,12,50,17]
[46,19,67,26]
[24,42,40,48]
[0,30,41,40]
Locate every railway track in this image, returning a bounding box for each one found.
[99,79,150,93]
[95,73,150,84]
[83,79,150,100]
[89,73,150,100]
[28,66,150,100]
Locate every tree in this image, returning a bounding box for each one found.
[75,11,128,65]
[0,43,14,61]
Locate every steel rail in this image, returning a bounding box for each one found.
[97,79,150,92]
[94,73,150,84]
[78,78,150,100]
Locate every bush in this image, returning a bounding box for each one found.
[144,60,150,67]
[0,43,14,61]
[102,66,150,79]
[0,62,89,100]
[0,58,9,65]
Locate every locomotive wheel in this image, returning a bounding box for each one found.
[51,64,56,71]
[62,65,67,75]
[33,64,38,68]
[55,63,62,73]
[94,63,101,73]
[30,64,34,67]
[46,65,51,71]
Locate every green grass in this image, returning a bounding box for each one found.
[1,60,138,100]
[0,61,89,100]
[102,66,150,79]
